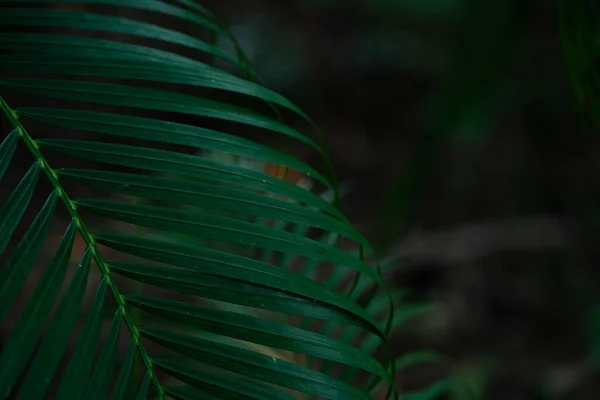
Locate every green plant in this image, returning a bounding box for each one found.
[0,1,451,399]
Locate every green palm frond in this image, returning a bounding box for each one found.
[0,1,408,399]
[253,214,451,399]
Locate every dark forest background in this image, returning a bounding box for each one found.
[201,1,600,398]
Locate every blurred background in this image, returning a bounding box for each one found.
[200,0,600,398]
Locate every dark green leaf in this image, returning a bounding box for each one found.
[0,8,239,66]
[111,262,370,327]
[298,231,341,279]
[142,327,368,399]
[14,0,224,34]
[0,190,57,320]
[135,373,150,400]
[164,385,221,400]
[94,231,379,293]
[84,310,122,400]
[110,341,136,400]
[0,33,199,66]
[7,56,309,121]
[16,249,92,400]
[60,169,362,242]
[127,295,388,380]
[39,139,340,219]
[80,200,373,277]
[98,234,383,334]
[360,303,431,356]
[56,279,108,400]
[0,129,18,181]
[0,161,40,254]
[0,1,397,398]
[153,357,296,400]
[0,221,76,396]
[19,108,323,185]
[1,79,318,149]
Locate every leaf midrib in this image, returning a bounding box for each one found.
[0,96,164,399]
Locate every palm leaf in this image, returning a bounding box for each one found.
[252,214,445,398]
[0,1,395,399]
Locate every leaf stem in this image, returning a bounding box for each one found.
[0,96,164,399]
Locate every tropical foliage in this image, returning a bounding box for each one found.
[0,1,418,399]
[2,0,594,399]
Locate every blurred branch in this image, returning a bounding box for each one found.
[391,216,570,265]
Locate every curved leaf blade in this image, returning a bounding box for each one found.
[164,385,222,400]
[18,108,325,186]
[0,190,57,320]
[84,310,122,400]
[11,0,224,35]
[0,1,397,398]
[0,33,201,67]
[110,342,136,400]
[142,327,369,399]
[153,357,301,400]
[0,221,76,396]
[1,79,318,149]
[127,295,389,380]
[6,55,309,122]
[0,161,40,255]
[84,311,122,400]
[111,262,372,329]
[0,129,18,181]
[80,200,374,279]
[59,169,365,244]
[0,8,239,66]
[97,233,383,334]
[39,139,341,219]
[55,278,108,400]
[16,248,92,400]
[135,373,150,400]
